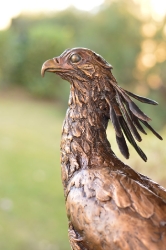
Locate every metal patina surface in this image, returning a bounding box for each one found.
[41,48,166,250]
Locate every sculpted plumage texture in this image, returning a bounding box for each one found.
[41,48,166,250]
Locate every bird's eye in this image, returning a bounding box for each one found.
[70,54,81,63]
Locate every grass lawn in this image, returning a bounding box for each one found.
[0,90,166,250]
[0,91,69,250]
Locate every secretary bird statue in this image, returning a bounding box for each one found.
[41,48,166,250]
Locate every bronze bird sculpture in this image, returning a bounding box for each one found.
[41,48,166,250]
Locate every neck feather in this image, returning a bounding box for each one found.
[60,79,116,189]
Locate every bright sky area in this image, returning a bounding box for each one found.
[0,0,166,30]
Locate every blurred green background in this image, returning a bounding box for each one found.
[0,0,166,249]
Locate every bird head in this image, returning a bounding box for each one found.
[41,47,113,82]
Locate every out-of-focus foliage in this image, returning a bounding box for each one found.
[0,0,165,127]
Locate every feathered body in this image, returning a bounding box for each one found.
[41,48,166,250]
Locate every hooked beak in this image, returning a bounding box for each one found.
[41,57,61,77]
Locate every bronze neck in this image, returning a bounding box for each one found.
[60,79,116,190]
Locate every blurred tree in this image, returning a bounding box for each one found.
[23,22,73,99]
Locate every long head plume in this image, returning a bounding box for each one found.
[41,47,163,162]
[104,69,163,162]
